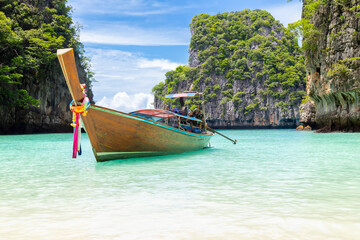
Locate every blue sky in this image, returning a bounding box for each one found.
[67,0,303,112]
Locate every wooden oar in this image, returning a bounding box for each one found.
[206,126,237,144]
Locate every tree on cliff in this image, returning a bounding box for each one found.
[0,0,93,109]
[0,0,94,133]
[289,0,360,131]
[153,10,306,128]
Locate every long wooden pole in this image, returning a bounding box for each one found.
[206,126,237,144]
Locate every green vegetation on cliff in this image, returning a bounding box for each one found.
[0,0,93,109]
[289,0,360,84]
[153,9,306,118]
[289,0,360,131]
[288,0,327,67]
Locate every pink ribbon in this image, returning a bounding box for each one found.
[72,113,80,158]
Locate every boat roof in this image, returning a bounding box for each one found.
[165,92,202,99]
[129,109,202,122]
[130,109,175,119]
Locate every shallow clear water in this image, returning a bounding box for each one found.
[0,130,360,239]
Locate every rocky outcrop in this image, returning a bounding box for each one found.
[0,58,93,134]
[296,125,312,131]
[300,0,360,132]
[0,0,94,134]
[154,10,306,129]
[169,73,301,129]
[299,98,316,128]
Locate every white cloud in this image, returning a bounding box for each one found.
[267,1,303,27]
[80,23,190,46]
[85,48,184,102]
[137,59,180,70]
[97,92,154,113]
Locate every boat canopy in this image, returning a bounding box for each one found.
[129,109,202,122]
[165,92,201,99]
[129,109,175,121]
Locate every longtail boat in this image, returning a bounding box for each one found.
[57,48,215,162]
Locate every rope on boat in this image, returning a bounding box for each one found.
[69,84,90,158]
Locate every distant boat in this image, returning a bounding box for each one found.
[57,48,214,162]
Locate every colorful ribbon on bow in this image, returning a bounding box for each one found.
[69,84,90,158]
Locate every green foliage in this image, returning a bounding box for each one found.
[153,9,306,115]
[210,93,217,101]
[220,97,230,105]
[287,0,351,68]
[152,82,165,98]
[205,77,212,84]
[326,57,360,91]
[15,89,41,108]
[222,89,233,98]
[213,84,220,93]
[327,63,350,80]
[232,91,245,107]
[289,90,307,106]
[245,100,260,115]
[220,97,230,117]
[301,95,311,106]
[299,95,311,113]
[0,0,93,109]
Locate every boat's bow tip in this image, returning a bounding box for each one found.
[57,48,73,56]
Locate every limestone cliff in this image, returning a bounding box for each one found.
[153,10,306,128]
[300,0,360,131]
[0,0,94,134]
[0,59,93,134]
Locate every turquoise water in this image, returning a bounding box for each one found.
[0,130,360,239]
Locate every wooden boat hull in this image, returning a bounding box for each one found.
[57,48,213,162]
[81,105,213,162]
